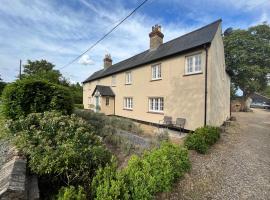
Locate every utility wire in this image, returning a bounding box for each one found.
[59,0,149,70]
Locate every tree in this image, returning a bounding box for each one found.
[224,22,270,110]
[22,60,83,104]
[0,75,7,96]
[22,59,62,84]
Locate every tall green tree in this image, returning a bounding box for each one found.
[224,22,270,109]
[0,75,7,96]
[22,59,83,104]
[22,59,62,84]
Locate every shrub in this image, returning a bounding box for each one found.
[184,126,220,154]
[56,186,87,200]
[7,111,112,186]
[91,142,190,200]
[91,158,130,200]
[74,110,143,137]
[124,142,190,199]
[74,104,84,109]
[2,79,73,119]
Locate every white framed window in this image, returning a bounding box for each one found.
[125,72,132,84]
[105,97,109,106]
[149,97,164,113]
[151,64,161,80]
[185,53,202,74]
[124,97,133,110]
[111,75,116,86]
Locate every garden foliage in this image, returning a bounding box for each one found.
[2,79,73,119]
[184,126,220,154]
[56,186,87,200]
[91,142,190,200]
[7,112,112,186]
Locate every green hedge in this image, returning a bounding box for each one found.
[91,142,190,200]
[2,79,74,119]
[184,126,220,154]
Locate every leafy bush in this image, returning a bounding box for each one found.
[74,104,84,109]
[74,109,143,137]
[7,111,112,186]
[2,79,73,119]
[184,126,220,154]
[56,186,86,200]
[92,142,190,200]
[91,158,130,200]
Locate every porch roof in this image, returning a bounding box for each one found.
[92,85,115,97]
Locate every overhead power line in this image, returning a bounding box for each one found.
[60,0,149,70]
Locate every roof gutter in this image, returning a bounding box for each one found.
[204,45,209,126]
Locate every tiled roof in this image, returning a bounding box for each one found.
[92,85,115,96]
[83,19,221,83]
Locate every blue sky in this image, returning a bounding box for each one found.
[0,0,269,83]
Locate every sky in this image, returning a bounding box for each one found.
[0,0,269,83]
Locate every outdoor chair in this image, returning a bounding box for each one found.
[159,116,173,129]
[173,118,186,134]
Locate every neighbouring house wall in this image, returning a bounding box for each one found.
[100,97,115,115]
[207,24,231,126]
[83,50,206,131]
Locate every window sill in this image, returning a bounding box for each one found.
[147,111,164,115]
[123,108,133,111]
[183,72,203,77]
[150,78,162,82]
[125,83,132,85]
[111,85,116,87]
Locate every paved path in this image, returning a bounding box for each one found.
[159,109,270,200]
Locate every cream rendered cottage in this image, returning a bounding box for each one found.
[83,19,231,131]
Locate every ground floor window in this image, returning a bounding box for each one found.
[149,97,164,112]
[124,97,133,110]
[106,97,110,106]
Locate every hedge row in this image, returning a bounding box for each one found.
[91,142,191,200]
[184,126,220,154]
[1,79,74,119]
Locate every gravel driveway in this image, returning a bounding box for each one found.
[159,108,270,200]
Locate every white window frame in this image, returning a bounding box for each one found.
[151,64,162,80]
[148,97,164,113]
[125,71,132,84]
[185,53,202,75]
[123,97,133,110]
[111,75,116,86]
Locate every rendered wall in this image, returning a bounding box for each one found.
[207,24,231,126]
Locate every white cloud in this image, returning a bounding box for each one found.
[78,55,94,65]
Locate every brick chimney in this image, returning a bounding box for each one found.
[103,54,112,68]
[149,24,164,50]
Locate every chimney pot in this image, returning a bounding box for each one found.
[149,24,164,50]
[103,54,112,68]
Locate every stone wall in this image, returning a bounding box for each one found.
[0,146,39,200]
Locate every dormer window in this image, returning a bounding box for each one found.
[185,53,202,75]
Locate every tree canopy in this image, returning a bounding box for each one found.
[224,22,270,98]
[21,59,83,104]
[0,75,7,96]
[22,59,62,84]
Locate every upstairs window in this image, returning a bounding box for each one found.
[149,97,164,113]
[185,54,202,74]
[111,75,116,86]
[124,97,133,110]
[125,72,132,84]
[152,64,161,80]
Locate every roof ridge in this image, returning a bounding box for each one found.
[161,19,222,46]
[103,19,221,70]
